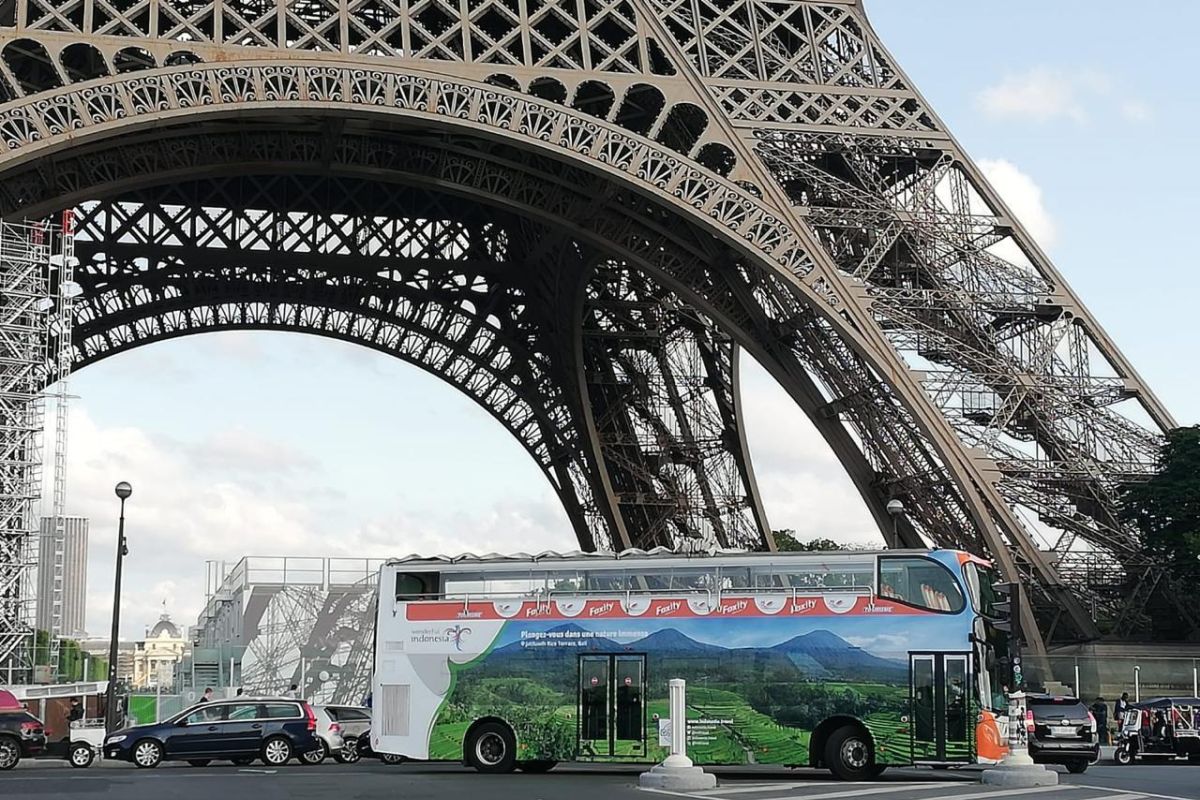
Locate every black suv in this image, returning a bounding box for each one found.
[103,698,320,768]
[0,705,46,770]
[1027,694,1100,773]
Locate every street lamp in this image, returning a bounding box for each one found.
[885,498,905,546]
[105,481,132,733]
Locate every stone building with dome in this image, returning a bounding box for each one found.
[132,608,189,690]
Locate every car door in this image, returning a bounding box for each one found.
[166,705,228,758]
[221,702,267,757]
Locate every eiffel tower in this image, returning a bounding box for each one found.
[0,0,1185,673]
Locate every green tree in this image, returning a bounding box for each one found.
[772,530,850,552]
[1120,426,1200,586]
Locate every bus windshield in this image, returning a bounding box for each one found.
[964,561,1000,618]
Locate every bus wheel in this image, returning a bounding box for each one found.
[466,721,517,774]
[518,760,558,773]
[825,725,878,781]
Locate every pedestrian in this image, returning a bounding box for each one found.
[235,688,243,697]
[1090,696,1109,745]
[198,687,213,704]
[288,683,299,699]
[1114,691,1131,720]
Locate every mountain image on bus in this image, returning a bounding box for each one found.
[369,548,1010,779]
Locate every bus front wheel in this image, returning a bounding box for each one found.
[466,721,517,774]
[825,725,881,781]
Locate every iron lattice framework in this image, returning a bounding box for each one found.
[0,0,1184,651]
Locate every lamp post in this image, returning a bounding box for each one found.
[105,481,132,733]
[885,499,905,547]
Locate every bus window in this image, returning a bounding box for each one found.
[879,557,965,613]
[395,572,438,601]
[964,562,999,617]
[750,556,874,591]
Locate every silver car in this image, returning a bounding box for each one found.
[300,706,346,765]
[313,705,371,764]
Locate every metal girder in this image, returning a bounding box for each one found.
[0,0,1181,649]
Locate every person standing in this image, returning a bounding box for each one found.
[1114,691,1131,720]
[198,687,214,704]
[1091,696,1109,745]
[288,683,299,699]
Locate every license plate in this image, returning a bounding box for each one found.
[1050,726,1075,737]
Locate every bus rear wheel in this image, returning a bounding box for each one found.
[825,725,881,781]
[466,721,517,774]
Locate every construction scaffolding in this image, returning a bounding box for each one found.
[0,219,58,683]
[41,209,79,681]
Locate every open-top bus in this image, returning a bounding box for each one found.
[369,547,1009,779]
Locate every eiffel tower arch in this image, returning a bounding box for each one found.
[0,0,1179,668]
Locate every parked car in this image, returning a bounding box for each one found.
[0,690,46,770]
[315,705,371,764]
[1026,693,1100,774]
[103,697,321,768]
[301,706,346,764]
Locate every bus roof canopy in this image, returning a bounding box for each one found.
[384,547,940,569]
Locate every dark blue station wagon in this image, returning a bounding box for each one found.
[104,698,321,768]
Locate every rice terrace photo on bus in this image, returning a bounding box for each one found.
[369,547,1010,780]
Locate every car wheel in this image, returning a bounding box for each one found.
[232,757,254,766]
[1114,746,1133,766]
[69,743,95,768]
[517,760,558,773]
[1066,759,1088,774]
[380,753,405,765]
[261,736,293,767]
[334,738,361,764]
[301,742,328,765]
[133,739,164,769]
[465,721,517,774]
[0,736,21,771]
[187,759,211,767]
[825,725,878,781]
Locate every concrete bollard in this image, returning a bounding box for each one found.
[981,691,1057,787]
[639,679,716,790]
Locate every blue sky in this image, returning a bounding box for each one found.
[59,2,1199,638]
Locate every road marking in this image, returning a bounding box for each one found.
[694,782,839,796]
[238,769,277,774]
[1078,788,1190,800]
[643,784,1072,800]
[770,783,962,800]
[905,787,1073,800]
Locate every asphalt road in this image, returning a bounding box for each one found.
[2,759,1197,800]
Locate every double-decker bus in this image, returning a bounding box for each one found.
[369,548,1009,779]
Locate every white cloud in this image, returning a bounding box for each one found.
[53,407,573,641]
[976,67,1149,125]
[738,358,881,548]
[977,68,1089,123]
[1119,100,1152,123]
[977,158,1057,249]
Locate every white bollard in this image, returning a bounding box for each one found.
[663,679,693,769]
[981,690,1057,787]
[639,678,715,790]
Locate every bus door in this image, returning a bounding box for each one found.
[910,652,972,762]
[577,654,646,758]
